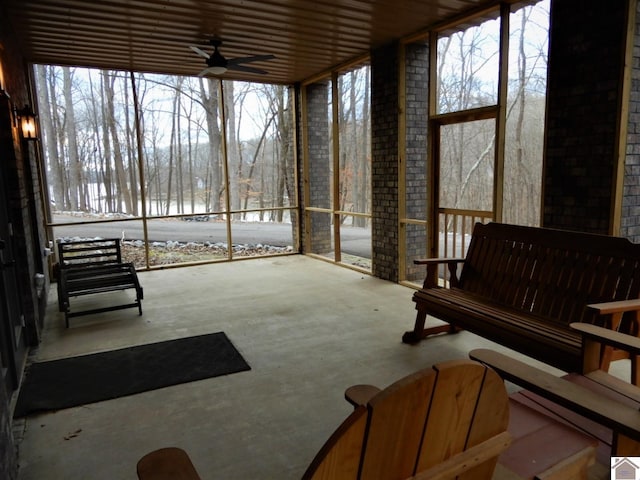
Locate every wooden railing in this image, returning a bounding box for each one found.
[438,208,493,259]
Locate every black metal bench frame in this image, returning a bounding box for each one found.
[56,238,143,327]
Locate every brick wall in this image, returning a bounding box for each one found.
[621,0,640,242]
[304,81,332,254]
[403,40,429,283]
[371,42,400,281]
[543,0,628,234]
[0,11,25,480]
[0,6,50,477]
[0,379,16,480]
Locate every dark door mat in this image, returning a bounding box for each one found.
[14,332,250,417]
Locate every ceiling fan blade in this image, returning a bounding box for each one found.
[227,64,269,75]
[227,54,276,65]
[190,46,210,59]
[198,67,216,76]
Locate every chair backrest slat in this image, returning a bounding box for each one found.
[57,238,123,269]
[302,360,510,480]
[301,406,367,480]
[359,367,438,478]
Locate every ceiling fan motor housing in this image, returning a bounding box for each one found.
[208,46,228,68]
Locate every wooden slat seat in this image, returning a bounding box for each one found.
[414,287,582,370]
[404,222,640,377]
[470,322,640,459]
[470,348,640,450]
[56,238,143,327]
[63,264,140,294]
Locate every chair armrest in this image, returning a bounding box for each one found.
[587,298,640,316]
[411,431,511,480]
[469,348,640,446]
[571,322,640,380]
[570,322,640,357]
[124,262,144,297]
[587,299,640,333]
[413,258,466,265]
[344,384,381,408]
[414,258,466,288]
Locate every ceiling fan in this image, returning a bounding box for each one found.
[190,39,276,76]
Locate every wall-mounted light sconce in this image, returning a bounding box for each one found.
[15,105,38,140]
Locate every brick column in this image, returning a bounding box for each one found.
[304,81,332,254]
[404,40,429,283]
[622,0,640,242]
[543,0,629,234]
[371,42,400,281]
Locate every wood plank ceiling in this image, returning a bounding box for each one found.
[3,0,493,84]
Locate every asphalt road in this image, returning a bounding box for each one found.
[52,214,373,258]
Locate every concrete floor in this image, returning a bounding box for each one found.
[13,255,618,480]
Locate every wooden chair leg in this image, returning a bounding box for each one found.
[402,308,428,344]
[598,312,629,372]
[137,447,201,480]
[402,308,459,344]
[599,345,613,372]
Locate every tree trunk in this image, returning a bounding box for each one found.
[63,67,82,211]
[242,113,276,211]
[100,71,114,212]
[123,81,139,216]
[35,65,64,211]
[280,87,295,222]
[87,70,104,213]
[104,73,132,214]
[359,66,370,227]
[200,77,222,212]
[224,81,240,216]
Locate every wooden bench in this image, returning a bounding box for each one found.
[403,222,640,378]
[56,238,143,327]
[470,322,640,458]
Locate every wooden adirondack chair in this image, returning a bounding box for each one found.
[302,359,511,480]
[137,360,510,480]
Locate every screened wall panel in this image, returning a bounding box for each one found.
[38,65,297,270]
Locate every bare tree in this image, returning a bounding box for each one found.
[165,77,183,215]
[63,68,88,212]
[36,65,64,209]
[503,3,547,226]
[123,80,139,216]
[199,77,223,212]
[85,69,105,213]
[279,87,295,218]
[436,2,548,227]
[354,67,370,227]
[105,72,133,214]
[336,66,371,226]
[224,81,241,216]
